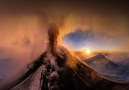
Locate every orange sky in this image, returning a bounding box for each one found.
[0,1,129,55]
[0,1,129,79]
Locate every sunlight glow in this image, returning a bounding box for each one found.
[85,48,91,55]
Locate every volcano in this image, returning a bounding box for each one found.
[1,24,129,90]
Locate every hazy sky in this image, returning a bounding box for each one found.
[0,0,129,66]
[0,1,129,52]
[0,0,129,84]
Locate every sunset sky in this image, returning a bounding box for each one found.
[0,0,129,81]
[0,0,129,65]
[0,1,129,53]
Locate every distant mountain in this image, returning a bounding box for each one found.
[85,53,129,83]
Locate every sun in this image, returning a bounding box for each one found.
[85,48,91,55]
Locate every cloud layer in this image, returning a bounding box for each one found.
[63,29,121,51]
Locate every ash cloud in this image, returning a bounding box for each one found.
[12,36,30,47]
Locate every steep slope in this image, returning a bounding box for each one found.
[7,46,91,90]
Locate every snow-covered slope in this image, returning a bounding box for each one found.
[85,54,129,83]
